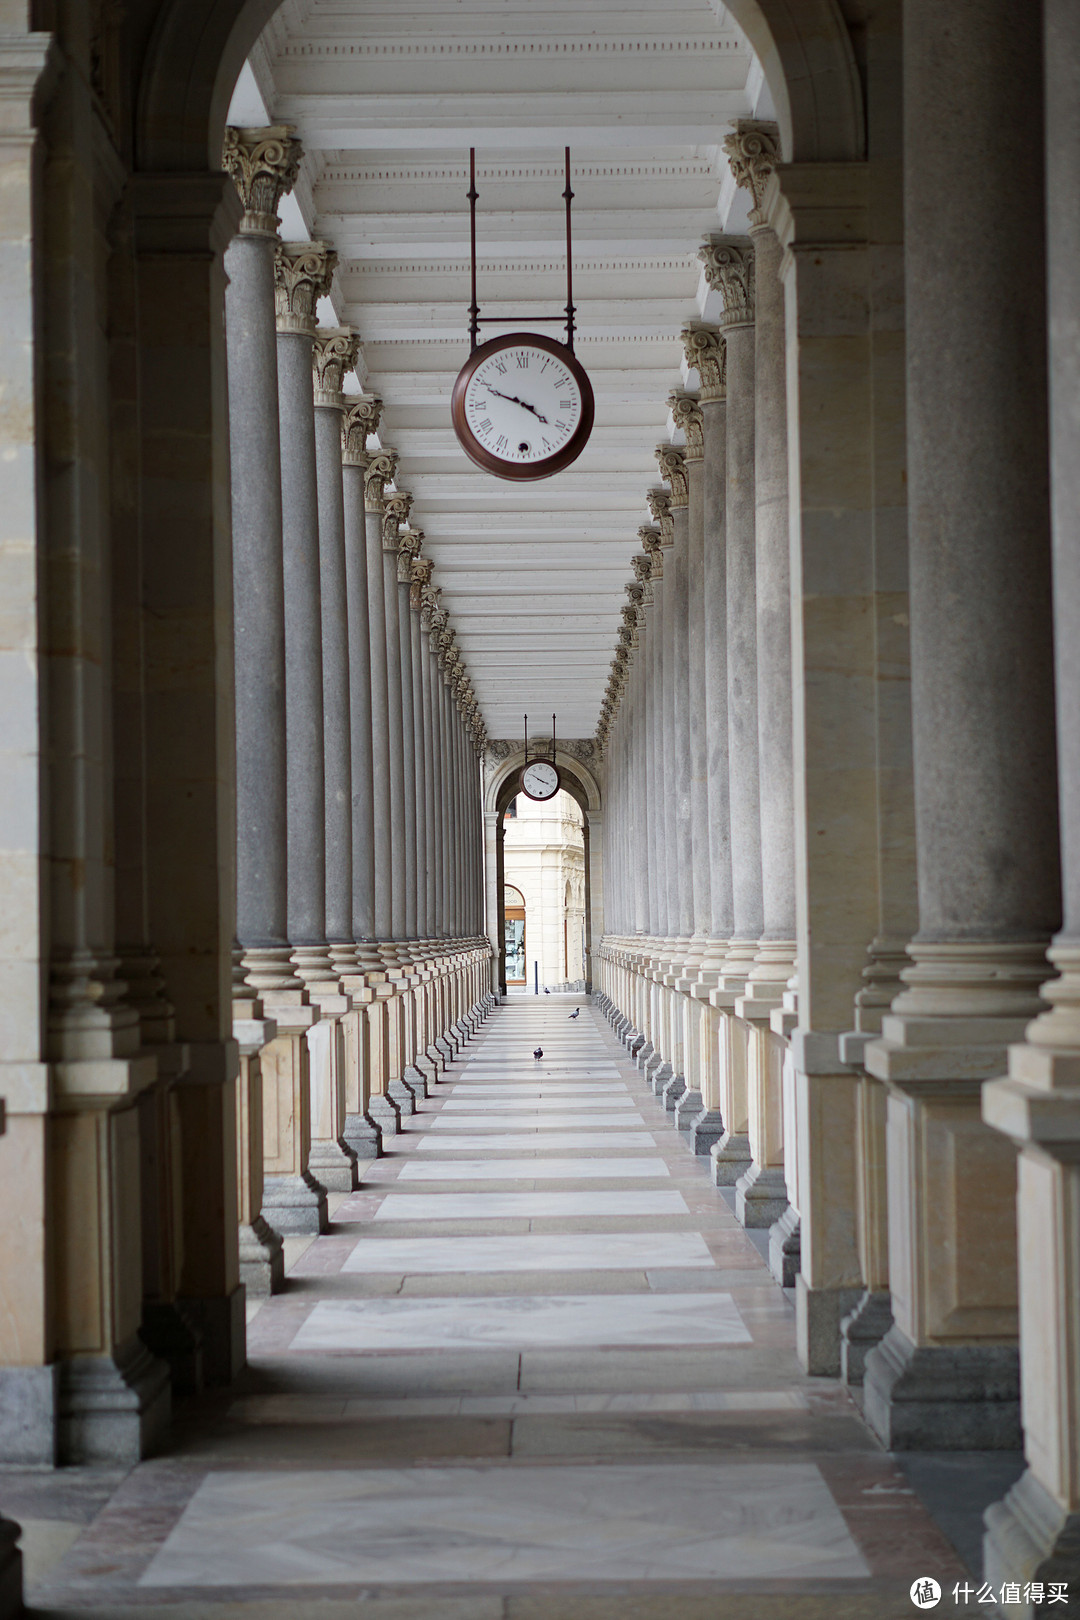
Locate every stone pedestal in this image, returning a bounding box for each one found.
[259,1005,328,1235]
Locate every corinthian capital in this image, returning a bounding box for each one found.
[274,241,337,336]
[668,392,703,463]
[723,119,782,227]
[699,238,755,328]
[342,396,382,467]
[222,125,302,237]
[644,489,674,547]
[397,525,423,582]
[655,445,688,509]
[410,554,434,609]
[382,490,412,551]
[312,328,360,409]
[364,448,397,510]
[639,523,664,579]
[681,325,726,403]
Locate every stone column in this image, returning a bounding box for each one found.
[420,586,440,942]
[982,0,1080,1594]
[725,132,798,1250]
[397,527,422,942]
[700,242,757,1191]
[309,327,361,1193]
[681,326,731,1152]
[266,238,340,1233]
[221,127,300,1293]
[412,558,435,940]
[381,486,411,946]
[865,0,1058,1448]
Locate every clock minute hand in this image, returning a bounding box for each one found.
[486,387,549,426]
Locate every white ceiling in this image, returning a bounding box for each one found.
[230,0,769,738]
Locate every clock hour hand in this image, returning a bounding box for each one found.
[486,387,549,425]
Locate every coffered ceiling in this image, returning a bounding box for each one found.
[229,0,771,737]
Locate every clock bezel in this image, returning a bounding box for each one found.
[451,331,595,482]
[519,759,562,802]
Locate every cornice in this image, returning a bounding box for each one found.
[277,36,746,63]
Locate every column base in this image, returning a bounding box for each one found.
[239,1215,286,1296]
[0,1364,59,1465]
[628,1033,646,1058]
[768,1206,801,1289]
[387,1076,417,1113]
[435,1036,454,1063]
[308,1137,360,1192]
[139,1301,204,1395]
[0,1517,21,1620]
[661,1072,687,1111]
[687,1108,725,1156]
[839,1289,893,1385]
[796,1277,864,1376]
[711,1130,752,1186]
[415,1055,440,1090]
[424,1044,446,1077]
[863,1324,1021,1449]
[403,1063,429,1099]
[59,1335,171,1465]
[635,1041,654,1073]
[343,1111,383,1159]
[261,1170,329,1234]
[650,1060,674,1095]
[367,1093,402,1135]
[984,1470,1080,1613]
[672,1087,703,1130]
[734,1162,788,1228]
[177,1284,246,1386]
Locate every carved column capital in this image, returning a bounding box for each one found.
[421,583,442,631]
[222,124,302,237]
[342,395,382,467]
[364,447,397,509]
[681,324,726,403]
[274,240,337,336]
[655,445,688,508]
[397,524,423,582]
[382,491,412,551]
[723,119,782,228]
[410,554,434,609]
[644,490,674,547]
[668,391,704,463]
[639,522,664,580]
[699,237,755,329]
[312,327,360,409]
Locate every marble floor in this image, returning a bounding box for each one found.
[6,997,980,1619]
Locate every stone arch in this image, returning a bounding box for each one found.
[134,0,865,173]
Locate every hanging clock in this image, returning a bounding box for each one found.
[451,332,594,481]
[520,758,561,801]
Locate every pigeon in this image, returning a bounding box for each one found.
[533,1046,544,1061]
[544,987,550,994]
[569,1008,580,1019]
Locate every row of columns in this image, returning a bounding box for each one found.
[222,123,493,1295]
[596,17,1080,1594]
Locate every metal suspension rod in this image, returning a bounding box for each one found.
[563,147,576,353]
[468,148,480,352]
[523,713,528,765]
[552,712,556,761]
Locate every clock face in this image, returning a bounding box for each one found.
[451,333,595,481]
[521,760,560,801]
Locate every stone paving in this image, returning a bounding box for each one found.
[5,1000,976,1618]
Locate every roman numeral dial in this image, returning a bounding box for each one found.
[451,332,595,483]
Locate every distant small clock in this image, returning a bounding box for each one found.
[520,759,561,802]
[451,332,594,481]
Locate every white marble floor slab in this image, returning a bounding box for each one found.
[429,1112,644,1130]
[449,1083,628,1095]
[289,1292,749,1351]
[230,1389,806,1421]
[339,1232,714,1273]
[414,1131,657,1151]
[397,1157,671,1180]
[372,1190,689,1220]
[440,1097,638,1112]
[140,1462,865,1586]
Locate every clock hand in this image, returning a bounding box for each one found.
[486,387,549,426]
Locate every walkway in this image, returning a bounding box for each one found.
[17,1001,970,1617]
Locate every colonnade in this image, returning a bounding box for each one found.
[598,10,1080,1589]
[223,125,493,1291]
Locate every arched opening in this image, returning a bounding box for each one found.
[503,881,526,986]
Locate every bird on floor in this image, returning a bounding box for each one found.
[533,1047,543,1060]
[569,1008,580,1019]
